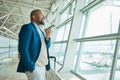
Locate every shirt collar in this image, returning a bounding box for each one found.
[32,22,44,31]
[32,22,39,28]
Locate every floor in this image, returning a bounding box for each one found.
[59,72,81,80]
[0,58,82,80]
[0,58,27,80]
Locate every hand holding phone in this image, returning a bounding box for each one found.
[47,25,55,29]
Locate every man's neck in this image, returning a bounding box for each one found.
[32,21,40,26]
[32,22,39,28]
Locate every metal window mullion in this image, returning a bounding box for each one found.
[74,33,120,42]
[80,0,105,13]
[53,40,68,44]
[109,38,120,80]
[109,21,120,80]
[57,16,73,29]
[74,12,89,71]
[59,0,74,14]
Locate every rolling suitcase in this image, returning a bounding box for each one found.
[45,56,58,80]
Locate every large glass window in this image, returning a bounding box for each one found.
[49,0,75,67]
[52,43,67,64]
[0,36,17,58]
[74,0,120,80]
[115,41,120,80]
[63,0,71,7]
[60,7,70,24]
[60,1,75,24]
[53,21,71,64]
[0,36,9,56]
[56,21,71,41]
[85,0,94,6]
[83,5,120,37]
[75,40,116,80]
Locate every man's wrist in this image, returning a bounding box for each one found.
[46,37,50,40]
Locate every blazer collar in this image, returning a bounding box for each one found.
[30,22,41,41]
[31,22,46,39]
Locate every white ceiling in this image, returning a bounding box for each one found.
[0,0,56,39]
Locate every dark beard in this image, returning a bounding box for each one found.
[40,20,45,25]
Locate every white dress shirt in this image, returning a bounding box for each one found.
[33,23,48,66]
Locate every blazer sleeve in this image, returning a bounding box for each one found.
[18,25,35,72]
[45,38,51,49]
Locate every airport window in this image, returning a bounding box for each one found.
[52,43,67,64]
[75,40,116,80]
[115,48,120,80]
[52,8,58,22]
[53,21,71,64]
[56,26,66,41]
[56,22,71,41]
[1,0,120,80]
[73,0,120,80]
[69,1,75,17]
[60,7,70,24]
[83,5,120,37]
[85,0,95,6]
[64,0,71,7]
[0,36,17,58]
[48,0,75,67]
[0,36,9,55]
[60,1,75,24]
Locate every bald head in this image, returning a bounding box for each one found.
[30,9,45,25]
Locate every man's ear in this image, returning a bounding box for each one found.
[32,15,36,20]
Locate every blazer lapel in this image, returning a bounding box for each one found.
[39,29,46,40]
[30,22,41,42]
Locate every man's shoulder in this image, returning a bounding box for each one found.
[19,23,33,34]
[21,22,33,29]
[22,22,33,27]
[19,23,33,32]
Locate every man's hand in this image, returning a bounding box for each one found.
[18,53,20,59]
[44,28,51,40]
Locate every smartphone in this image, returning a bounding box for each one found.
[47,25,55,29]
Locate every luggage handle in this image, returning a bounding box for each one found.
[50,56,56,62]
[49,56,56,72]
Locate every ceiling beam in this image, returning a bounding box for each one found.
[0,11,29,18]
[3,0,17,23]
[0,0,4,8]
[0,4,18,28]
[0,14,9,20]
[0,29,16,39]
[4,0,50,12]
[32,0,36,6]
[0,21,17,25]
[15,30,19,34]
[36,0,53,5]
[1,15,10,27]
[8,19,22,33]
[3,26,17,37]
[2,0,17,26]
[4,0,49,8]
[18,0,26,24]
[0,5,3,8]
[0,2,19,38]
[2,0,10,12]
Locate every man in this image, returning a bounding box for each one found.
[17,9,51,80]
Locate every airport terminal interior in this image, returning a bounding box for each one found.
[0,0,120,80]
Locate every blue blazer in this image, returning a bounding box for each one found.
[17,22,51,73]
